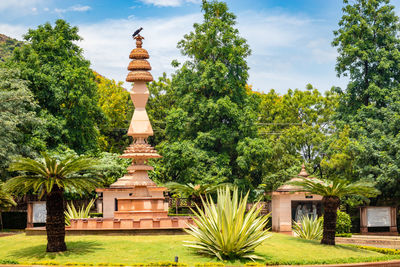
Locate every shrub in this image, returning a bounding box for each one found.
[352,245,400,255]
[292,216,323,240]
[335,233,352,237]
[336,210,351,234]
[65,199,96,226]
[184,186,270,261]
[0,259,19,264]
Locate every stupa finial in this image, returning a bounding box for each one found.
[134,35,144,48]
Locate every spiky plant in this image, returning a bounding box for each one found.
[288,178,379,245]
[184,186,270,261]
[292,216,323,240]
[5,152,100,252]
[65,198,96,226]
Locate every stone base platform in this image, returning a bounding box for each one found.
[25,227,189,236]
[26,216,194,236]
[68,216,193,230]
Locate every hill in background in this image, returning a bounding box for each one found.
[0,34,22,61]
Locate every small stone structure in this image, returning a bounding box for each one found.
[360,206,398,235]
[68,34,193,231]
[271,165,322,232]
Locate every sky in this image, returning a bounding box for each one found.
[1,0,400,94]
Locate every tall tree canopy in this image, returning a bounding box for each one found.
[155,0,271,191]
[328,0,400,204]
[333,0,400,111]
[0,67,44,179]
[11,19,104,153]
[95,72,132,153]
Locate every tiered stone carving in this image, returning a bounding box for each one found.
[68,33,193,231]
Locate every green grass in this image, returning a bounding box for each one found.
[0,233,399,266]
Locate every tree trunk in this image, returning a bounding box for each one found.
[321,196,340,245]
[46,185,67,252]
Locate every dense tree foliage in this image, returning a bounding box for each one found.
[95,72,132,153]
[328,0,400,204]
[11,19,105,153]
[333,0,400,111]
[0,68,45,179]
[154,0,271,192]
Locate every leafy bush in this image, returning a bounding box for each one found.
[184,186,270,261]
[335,233,352,237]
[0,259,19,264]
[65,199,96,226]
[292,216,323,240]
[336,210,351,234]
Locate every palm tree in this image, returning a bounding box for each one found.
[5,152,100,252]
[288,178,379,245]
[166,182,229,210]
[0,183,16,231]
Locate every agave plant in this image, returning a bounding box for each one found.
[65,198,96,226]
[292,216,323,240]
[184,186,270,261]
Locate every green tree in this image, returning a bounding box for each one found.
[330,0,400,204]
[147,73,174,146]
[5,153,100,252]
[156,0,269,191]
[11,19,104,153]
[333,0,400,110]
[288,178,379,245]
[0,67,45,179]
[255,86,338,192]
[95,72,132,153]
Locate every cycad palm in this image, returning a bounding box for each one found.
[288,178,379,245]
[5,152,100,252]
[166,182,228,209]
[0,183,16,230]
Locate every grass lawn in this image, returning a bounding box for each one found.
[1,233,399,266]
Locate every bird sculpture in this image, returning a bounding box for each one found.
[132,27,143,38]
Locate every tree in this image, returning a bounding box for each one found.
[12,19,105,153]
[5,153,100,252]
[330,0,400,204]
[288,178,379,245]
[0,183,16,230]
[0,67,45,179]
[254,86,338,192]
[95,72,132,153]
[333,0,400,111]
[156,0,269,191]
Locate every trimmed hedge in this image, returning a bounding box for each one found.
[352,245,400,255]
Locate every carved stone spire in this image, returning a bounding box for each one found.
[111,34,161,188]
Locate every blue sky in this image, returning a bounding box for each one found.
[1,0,400,93]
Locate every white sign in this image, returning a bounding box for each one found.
[367,207,391,227]
[33,202,47,223]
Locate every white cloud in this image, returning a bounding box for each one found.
[55,5,91,14]
[139,0,200,7]
[77,13,201,89]
[0,8,348,94]
[0,24,28,39]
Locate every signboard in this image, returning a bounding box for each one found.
[32,202,47,223]
[367,207,391,227]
